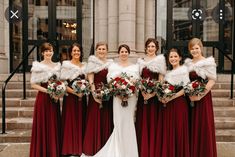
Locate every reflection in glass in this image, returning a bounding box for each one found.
[28,0,48,40]
[200,0,219,41]
[172,0,192,41]
[56,1,77,40]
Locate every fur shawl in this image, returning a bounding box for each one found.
[184,56,217,80]
[60,61,87,81]
[30,61,61,83]
[137,54,166,75]
[164,65,190,86]
[85,55,113,74]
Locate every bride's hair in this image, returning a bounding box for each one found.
[117,44,130,54]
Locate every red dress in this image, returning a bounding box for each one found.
[189,71,217,157]
[29,83,61,157]
[83,69,113,155]
[61,75,87,155]
[155,66,190,157]
[135,67,160,157]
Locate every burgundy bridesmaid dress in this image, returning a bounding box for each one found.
[135,67,160,157]
[155,95,190,157]
[29,83,61,157]
[189,71,217,157]
[61,74,87,156]
[83,69,113,155]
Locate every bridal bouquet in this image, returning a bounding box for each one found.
[135,78,160,104]
[47,74,67,103]
[156,81,182,107]
[184,79,207,107]
[93,82,111,108]
[109,72,136,107]
[71,78,91,95]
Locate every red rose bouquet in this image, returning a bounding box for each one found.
[184,79,207,107]
[93,82,112,108]
[47,74,66,103]
[135,78,160,104]
[156,81,182,107]
[109,72,136,107]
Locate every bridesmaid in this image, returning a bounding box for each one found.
[156,48,190,157]
[29,42,61,157]
[135,38,166,157]
[60,43,87,156]
[185,38,217,157]
[83,42,114,155]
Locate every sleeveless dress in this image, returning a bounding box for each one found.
[29,61,61,157]
[184,57,217,157]
[155,65,190,157]
[135,55,166,157]
[82,63,140,157]
[60,61,87,155]
[83,56,114,155]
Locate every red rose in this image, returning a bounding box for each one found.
[129,86,135,92]
[169,85,175,91]
[56,81,62,85]
[192,81,199,88]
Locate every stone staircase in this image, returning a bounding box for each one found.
[0,74,235,157]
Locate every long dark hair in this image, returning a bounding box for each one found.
[68,43,83,62]
[166,48,183,70]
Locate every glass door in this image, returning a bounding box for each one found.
[166,0,233,72]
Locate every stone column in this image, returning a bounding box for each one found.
[95,0,108,43]
[136,0,145,52]
[145,0,155,39]
[108,0,118,53]
[118,0,136,51]
[0,0,9,74]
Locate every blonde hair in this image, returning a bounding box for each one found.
[188,38,203,53]
[95,42,108,50]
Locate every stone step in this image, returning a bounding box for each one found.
[215,117,235,129]
[0,143,30,157]
[0,129,31,143]
[211,89,235,98]
[0,107,34,118]
[213,83,235,90]
[216,129,235,142]
[214,107,235,117]
[0,89,37,98]
[212,98,235,107]
[0,98,35,107]
[0,118,32,130]
[0,82,31,89]
[0,73,31,82]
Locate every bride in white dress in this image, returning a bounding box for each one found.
[82,44,139,157]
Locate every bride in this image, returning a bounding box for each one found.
[82,44,139,157]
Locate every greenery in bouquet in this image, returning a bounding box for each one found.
[93,82,111,108]
[47,74,67,103]
[71,78,91,95]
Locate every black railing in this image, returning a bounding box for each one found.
[212,46,234,99]
[1,46,37,134]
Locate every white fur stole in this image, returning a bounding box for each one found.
[85,55,113,74]
[30,61,61,83]
[184,56,217,80]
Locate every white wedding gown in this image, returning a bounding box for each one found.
[82,63,140,157]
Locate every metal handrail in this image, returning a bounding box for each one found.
[213,46,234,99]
[1,46,37,134]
